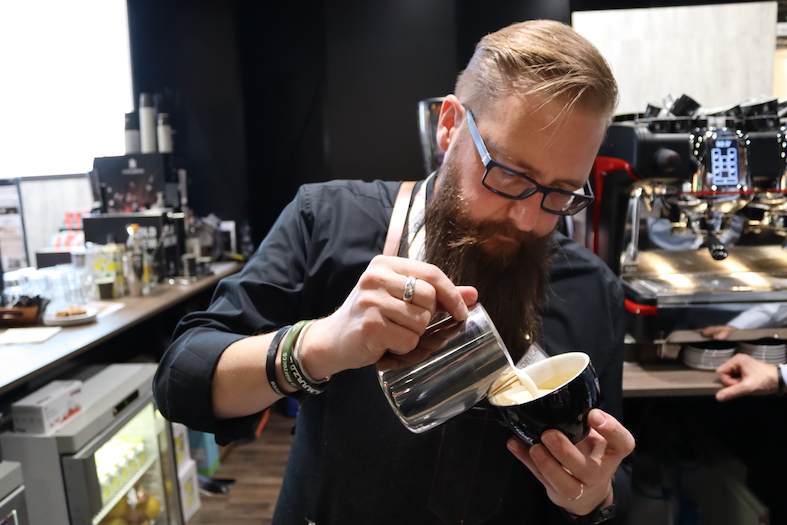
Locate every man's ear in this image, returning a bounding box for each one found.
[436,95,464,153]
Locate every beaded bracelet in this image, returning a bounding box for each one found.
[266,325,291,396]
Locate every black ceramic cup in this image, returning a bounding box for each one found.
[487,352,600,445]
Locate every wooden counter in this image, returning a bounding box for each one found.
[0,262,242,397]
[0,260,725,401]
[622,360,722,397]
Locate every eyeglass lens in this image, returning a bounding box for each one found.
[484,165,586,213]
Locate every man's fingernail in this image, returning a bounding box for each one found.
[589,409,606,427]
[507,439,521,454]
[530,444,547,460]
[541,431,561,448]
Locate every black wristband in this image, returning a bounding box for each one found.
[266,325,291,397]
[560,489,617,525]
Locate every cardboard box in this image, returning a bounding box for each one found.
[178,458,201,523]
[92,153,180,212]
[172,422,191,469]
[12,380,83,434]
[187,429,220,476]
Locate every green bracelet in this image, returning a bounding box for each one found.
[280,321,309,392]
[292,321,329,394]
[280,320,328,395]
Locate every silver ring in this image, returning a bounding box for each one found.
[403,276,417,303]
[568,482,584,501]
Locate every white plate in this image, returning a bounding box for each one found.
[683,359,727,368]
[682,360,719,371]
[684,347,735,354]
[43,307,99,326]
[739,351,786,358]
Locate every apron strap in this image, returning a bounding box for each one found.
[383,181,417,257]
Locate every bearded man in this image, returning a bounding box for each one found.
[155,19,634,525]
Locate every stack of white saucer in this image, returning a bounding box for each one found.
[737,340,787,365]
[681,343,736,371]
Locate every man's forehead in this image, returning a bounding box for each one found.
[480,100,582,154]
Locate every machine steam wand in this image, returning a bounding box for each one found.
[620,184,650,272]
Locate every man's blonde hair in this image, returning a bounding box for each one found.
[455,19,618,120]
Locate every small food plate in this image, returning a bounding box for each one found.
[43,307,99,327]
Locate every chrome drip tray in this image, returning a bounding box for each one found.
[622,246,787,304]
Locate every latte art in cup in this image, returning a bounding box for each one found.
[490,385,551,405]
[489,371,582,406]
[487,352,600,445]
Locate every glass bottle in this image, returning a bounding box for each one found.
[125,224,144,296]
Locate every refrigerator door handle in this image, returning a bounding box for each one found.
[0,485,30,525]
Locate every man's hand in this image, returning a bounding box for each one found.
[698,325,735,340]
[715,353,779,401]
[300,255,478,379]
[506,409,635,517]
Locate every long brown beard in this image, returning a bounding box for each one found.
[423,166,552,362]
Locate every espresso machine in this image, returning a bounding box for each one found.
[593,95,787,358]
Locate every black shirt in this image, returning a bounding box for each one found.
[154,179,630,525]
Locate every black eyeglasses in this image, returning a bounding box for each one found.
[464,109,594,216]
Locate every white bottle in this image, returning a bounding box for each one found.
[124,112,140,154]
[139,93,157,153]
[157,112,173,153]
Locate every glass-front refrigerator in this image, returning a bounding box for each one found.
[0,461,29,525]
[0,364,182,525]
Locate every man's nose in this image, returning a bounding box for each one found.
[507,194,544,232]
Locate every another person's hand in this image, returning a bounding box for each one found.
[698,325,735,340]
[302,255,478,377]
[715,353,779,401]
[506,409,635,517]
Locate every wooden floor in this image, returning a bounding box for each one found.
[189,409,295,524]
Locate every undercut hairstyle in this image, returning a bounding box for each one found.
[455,19,618,121]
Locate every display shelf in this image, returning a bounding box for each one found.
[622,360,721,397]
[93,454,157,525]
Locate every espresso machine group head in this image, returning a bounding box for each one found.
[594,94,787,358]
[665,126,752,260]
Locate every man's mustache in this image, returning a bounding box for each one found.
[448,220,540,248]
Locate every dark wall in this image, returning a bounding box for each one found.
[323,0,457,186]
[456,0,571,66]
[128,0,248,228]
[237,1,329,243]
[127,0,571,243]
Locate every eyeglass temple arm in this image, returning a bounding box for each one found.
[465,111,492,166]
[583,180,595,197]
